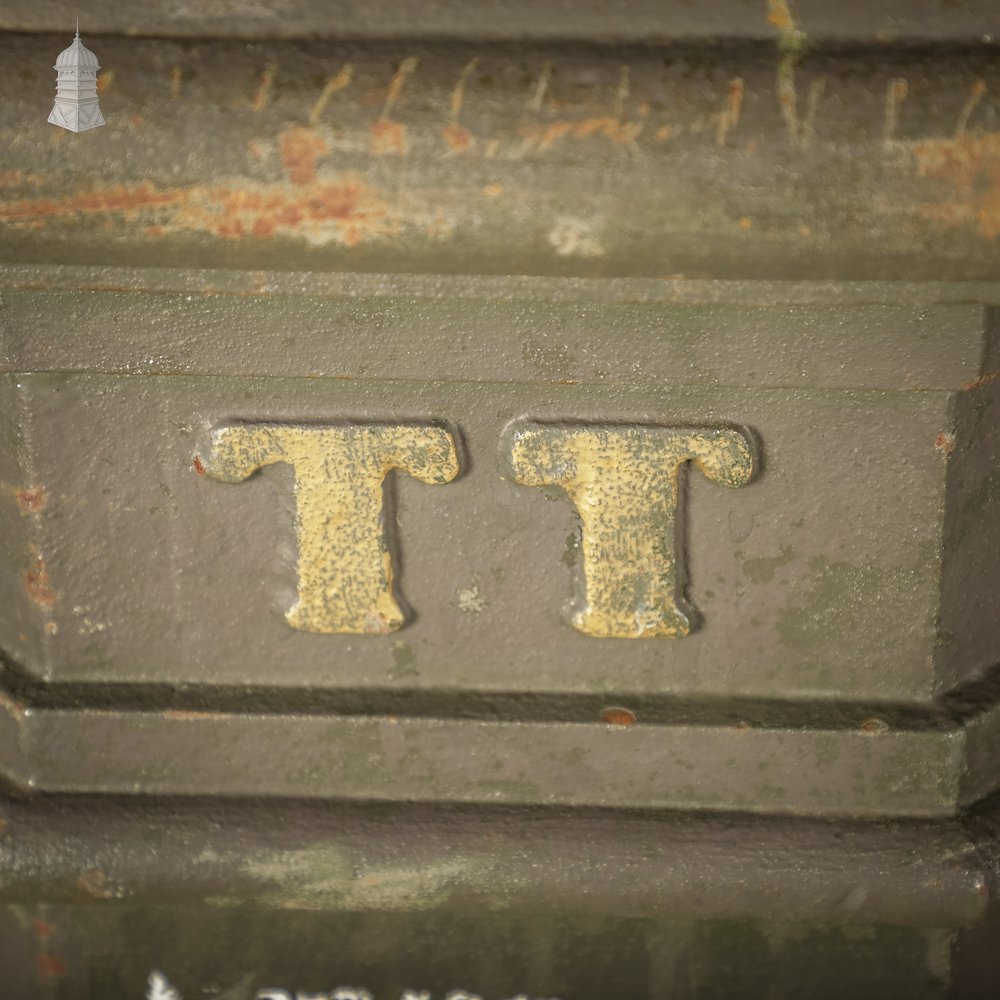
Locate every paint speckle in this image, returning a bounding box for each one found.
[456,581,486,614]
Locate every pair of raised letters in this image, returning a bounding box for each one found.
[200,421,755,639]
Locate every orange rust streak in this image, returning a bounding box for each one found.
[279,126,330,186]
[0,183,183,221]
[1,169,397,248]
[961,369,1000,391]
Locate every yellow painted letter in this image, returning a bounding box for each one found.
[202,423,460,634]
[506,422,754,639]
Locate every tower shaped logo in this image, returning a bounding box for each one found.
[48,20,105,132]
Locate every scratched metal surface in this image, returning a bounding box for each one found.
[1,31,1000,279]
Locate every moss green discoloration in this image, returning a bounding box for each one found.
[742,544,795,584]
[776,556,929,654]
[390,640,417,679]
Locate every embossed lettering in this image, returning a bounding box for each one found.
[202,423,460,634]
[505,422,755,638]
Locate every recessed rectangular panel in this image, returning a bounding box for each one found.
[4,373,948,703]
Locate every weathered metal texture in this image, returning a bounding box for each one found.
[0,268,998,818]
[3,1,999,42]
[0,796,999,998]
[1,31,1000,280]
[3,5,1000,996]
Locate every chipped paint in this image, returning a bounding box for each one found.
[202,423,460,634]
[75,868,116,899]
[547,217,605,258]
[934,431,956,454]
[456,580,485,614]
[506,423,754,638]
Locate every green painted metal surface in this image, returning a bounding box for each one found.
[2,3,1000,996]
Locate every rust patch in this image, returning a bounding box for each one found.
[24,547,56,608]
[910,132,1000,240]
[14,487,46,512]
[37,955,67,979]
[441,123,475,155]
[370,119,408,155]
[601,707,636,727]
[278,127,329,186]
